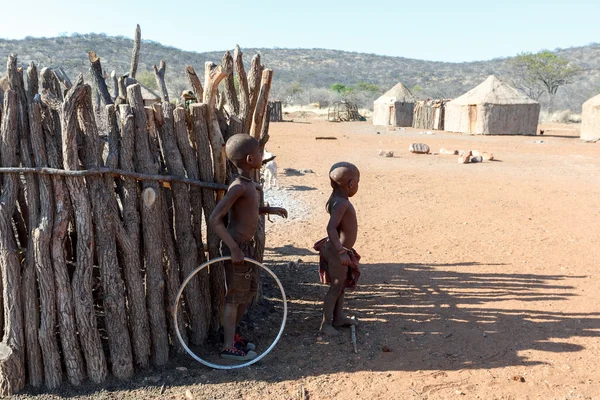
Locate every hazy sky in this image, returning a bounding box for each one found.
[2,0,599,62]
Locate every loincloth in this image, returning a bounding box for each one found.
[313,237,361,290]
[220,240,258,304]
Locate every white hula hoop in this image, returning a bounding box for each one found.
[174,256,287,370]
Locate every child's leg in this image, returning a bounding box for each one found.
[332,291,357,327]
[222,302,238,349]
[321,244,347,336]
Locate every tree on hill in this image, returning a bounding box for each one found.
[508,50,581,110]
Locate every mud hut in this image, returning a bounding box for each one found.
[445,75,540,135]
[373,81,415,127]
[580,93,600,142]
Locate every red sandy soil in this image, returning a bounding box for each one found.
[19,117,600,400]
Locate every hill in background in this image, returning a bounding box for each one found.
[1,33,599,112]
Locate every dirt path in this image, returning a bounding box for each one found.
[18,118,600,399]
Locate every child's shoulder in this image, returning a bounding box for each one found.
[228,177,255,193]
[328,196,352,210]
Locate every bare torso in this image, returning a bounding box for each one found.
[332,197,358,249]
[227,178,259,243]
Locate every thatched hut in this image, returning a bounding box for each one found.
[445,75,540,135]
[373,82,415,127]
[580,93,600,142]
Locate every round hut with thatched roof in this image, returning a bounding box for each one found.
[445,75,540,135]
[373,81,415,127]
[580,93,600,142]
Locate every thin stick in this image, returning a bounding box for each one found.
[0,167,229,190]
[351,325,358,354]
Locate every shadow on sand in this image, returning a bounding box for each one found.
[29,257,597,397]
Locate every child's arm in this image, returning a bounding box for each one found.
[327,200,352,266]
[208,185,245,264]
[259,206,288,218]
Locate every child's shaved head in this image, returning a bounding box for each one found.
[226,134,260,165]
[329,162,359,185]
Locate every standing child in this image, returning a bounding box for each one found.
[209,134,287,360]
[314,162,361,336]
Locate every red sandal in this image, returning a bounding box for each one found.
[220,346,257,361]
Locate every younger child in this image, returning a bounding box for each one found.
[209,134,287,360]
[314,162,361,336]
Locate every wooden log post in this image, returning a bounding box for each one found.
[250,69,273,140]
[114,105,151,368]
[40,68,64,101]
[0,90,25,396]
[88,52,114,109]
[189,103,223,329]
[234,45,250,130]
[203,62,229,200]
[110,71,118,100]
[130,24,141,79]
[78,87,134,379]
[153,61,169,103]
[148,103,187,352]
[253,103,272,265]
[60,75,108,383]
[39,91,86,386]
[29,100,62,389]
[127,84,169,366]
[158,103,208,345]
[7,55,43,388]
[221,51,239,116]
[185,66,203,104]
[246,55,264,133]
[26,62,38,104]
[172,106,210,333]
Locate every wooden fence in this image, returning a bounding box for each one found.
[268,101,282,122]
[412,99,450,130]
[0,41,273,395]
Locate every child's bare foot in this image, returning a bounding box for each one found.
[333,316,358,327]
[320,323,340,336]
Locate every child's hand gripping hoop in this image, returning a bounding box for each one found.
[174,256,287,370]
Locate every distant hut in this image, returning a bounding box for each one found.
[373,82,415,127]
[580,93,600,142]
[445,75,540,135]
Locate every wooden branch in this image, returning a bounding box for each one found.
[61,77,108,384]
[88,52,114,107]
[158,103,207,345]
[26,62,38,104]
[41,96,85,386]
[130,24,141,79]
[0,90,25,396]
[40,68,63,102]
[185,66,203,103]
[127,84,169,366]
[246,55,263,133]
[227,115,243,140]
[29,100,62,389]
[0,167,230,190]
[234,45,250,130]
[189,103,224,329]
[78,86,134,379]
[115,105,151,368]
[221,51,239,116]
[250,69,273,139]
[8,55,44,388]
[172,107,210,332]
[203,62,229,107]
[53,67,72,91]
[110,70,118,100]
[203,62,229,196]
[153,60,169,102]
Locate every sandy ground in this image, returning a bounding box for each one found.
[16,116,600,400]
